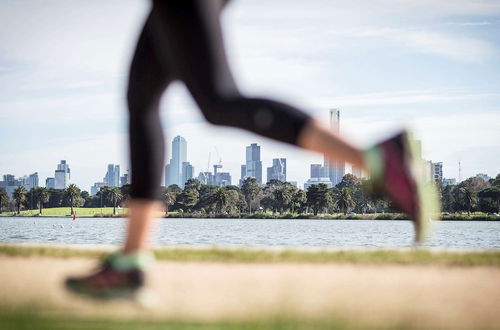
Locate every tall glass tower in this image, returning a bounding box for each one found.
[324,109,345,186]
[54,160,70,189]
[165,136,192,188]
[243,143,262,184]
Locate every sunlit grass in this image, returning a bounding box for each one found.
[0,244,498,267]
[0,207,126,217]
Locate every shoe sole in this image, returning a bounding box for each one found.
[65,281,141,301]
[403,130,441,242]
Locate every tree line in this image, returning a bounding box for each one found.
[0,184,126,215]
[0,173,499,216]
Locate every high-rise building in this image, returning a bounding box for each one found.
[324,109,344,186]
[182,161,194,186]
[239,165,246,185]
[90,182,106,195]
[305,163,332,190]
[27,172,39,190]
[120,172,130,186]
[431,162,443,182]
[18,172,39,191]
[198,163,231,187]
[213,164,231,186]
[104,164,120,187]
[164,164,170,186]
[165,136,192,188]
[198,172,214,185]
[310,164,323,179]
[0,174,22,198]
[54,160,70,189]
[241,143,262,184]
[215,172,231,186]
[266,158,286,183]
[114,165,120,186]
[45,177,55,189]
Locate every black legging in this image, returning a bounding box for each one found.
[128,0,312,200]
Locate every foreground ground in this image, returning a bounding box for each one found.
[0,245,499,330]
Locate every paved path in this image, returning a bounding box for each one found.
[1,256,499,329]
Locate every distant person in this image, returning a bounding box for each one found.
[66,0,438,298]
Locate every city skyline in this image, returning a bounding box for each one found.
[1,138,490,195]
[1,1,499,191]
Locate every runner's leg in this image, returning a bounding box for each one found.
[148,0,364,167]
[125,17,172,253]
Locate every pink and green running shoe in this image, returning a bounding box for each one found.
[364,130,440,242]
[65,252,152,299]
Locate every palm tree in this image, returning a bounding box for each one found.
[108,187,122,215]
[213,187,230,214]
[459,187,476,215]
[13,186,27,214]
[0,188,9,214]
[163,190,177,215]
[334,188,356,215]
[241,177,261,213]
[306,184,332,215]
[274,185,293,214]
[34,187,50,215]
[65,184,80,215]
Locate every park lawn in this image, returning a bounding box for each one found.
[0,207,127,217]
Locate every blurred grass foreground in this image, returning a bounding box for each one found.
[1,244,500,330]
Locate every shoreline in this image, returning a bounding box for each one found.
[1,211,499,221]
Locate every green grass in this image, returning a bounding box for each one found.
[0,305,421,330]
[0,207,126,217]
[0,244,499,267]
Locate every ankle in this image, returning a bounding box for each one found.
[108,251,155,271]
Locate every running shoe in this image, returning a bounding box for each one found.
[65,252,150,299]
[364,130,440,242]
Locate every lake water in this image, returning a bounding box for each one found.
[0,217,499,249]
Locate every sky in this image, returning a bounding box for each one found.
[0,0,499,191]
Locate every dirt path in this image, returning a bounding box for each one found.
[1,256,499,329]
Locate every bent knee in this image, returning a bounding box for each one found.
[197,94,237,125]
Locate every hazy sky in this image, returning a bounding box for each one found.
[1,0,499,191]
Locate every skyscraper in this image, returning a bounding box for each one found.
[324,109,344,186]
[431,162,443,182]
[45,177,55,189]
[241,143,262,184]
[182,161,194,186]
[266,158,286,183]
[104,164,120,187]
[28,172,39,190]
[310,164,324,179]
[0,174,22,198]
[165,136,193,188]
[54,160,70,189]
[304,163,332,190]
[120,172,130,186]
[90,182,106,195]
[19,172,39,190]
